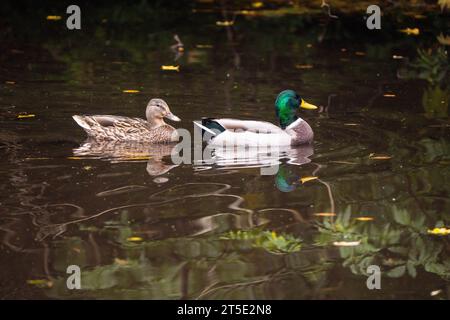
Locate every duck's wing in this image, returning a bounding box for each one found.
[215,118,284,134]
[73,115,149,139]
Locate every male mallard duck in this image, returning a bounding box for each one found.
[72,98,181,143]
[195,90,317,147]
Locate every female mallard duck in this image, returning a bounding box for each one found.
[72,98,181,143]
[195,90,317,147]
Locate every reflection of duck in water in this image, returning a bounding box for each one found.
[73,139,178,176]
[198,144,314,193]
[72,98,181,143]
[195,90,317,147]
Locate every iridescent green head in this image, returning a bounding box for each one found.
[275,90,317,129]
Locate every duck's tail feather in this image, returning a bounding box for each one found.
[194,118,226,141]
[72,115,95,134]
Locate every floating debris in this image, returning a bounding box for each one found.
[392,55,405,60]
[216,20,234,27]
[67,156,83,160]
[161,65,180,72]
[399,28,420,36]
[83,166,92,171]
[427,227,450,235]
[122,89,140,93]
[46,15,62,21]
[17,113,35,119]
[333,240,361,247]
[300,176,318,184]
[343,123,360,126]
[383,93,396,97]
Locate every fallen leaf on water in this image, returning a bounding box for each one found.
[333,240,361,247]
[252,1,264,8]
[216,20,234,27]
[122,89,140,93]
[67,156,83,160]
[369,153,392,160]
[83,166,92,171]
[17,114,35,119]
[427,227,450,235]
[46,15,62,21]
[5,81,15,84]
[392,55,405,60]
[295,64,314,69]
[355,217,374,221]
[344,123,359,126]
[314,212,336,217]
[306,44,313,48]
[127,236,143,242]
[27,279,53,288]
[114,258,129,265]
[161,65,180,72]
[300,176,318,184]
[72,247,81,253]
[383,93,396,97]
[399,28,420,36]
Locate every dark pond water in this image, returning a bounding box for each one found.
[0,2,449,299]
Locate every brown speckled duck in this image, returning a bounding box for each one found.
[72,98,181,143]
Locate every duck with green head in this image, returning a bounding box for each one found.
[196,90,317,146]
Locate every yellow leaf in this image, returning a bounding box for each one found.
[355,217,374,221]
[314,212,336,217]
[300,176,318,184]
[127,236,143,242]
[17,114,35,119]
[122,89,140,93]
[333,240,361,247]
[216,20,234,27]
[161,65,180,72]
[252,2,264,8]
[383,93,396,98]
[83,166,92,171]
[27,279,53,287]
[427,227,450,235]
[399,28,420,36]
[46,15,62,21]
[67,157,83,160]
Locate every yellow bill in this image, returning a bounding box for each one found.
[300,99,318,110]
